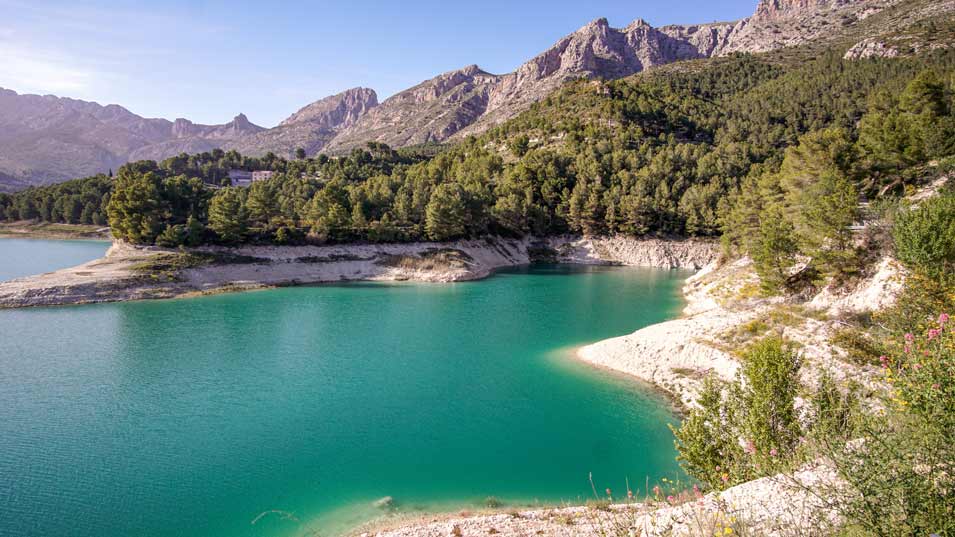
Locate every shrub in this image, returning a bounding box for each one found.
[155,224,187,247]
[671,337,802,490]
[819,314,955,536]
[893,194,955,278]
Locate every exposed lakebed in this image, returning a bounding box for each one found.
[0,240,689,537]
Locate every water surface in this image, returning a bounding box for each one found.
[0,243,689,537]
[0,237,109,281]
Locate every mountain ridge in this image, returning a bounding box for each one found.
[0,0,944,190]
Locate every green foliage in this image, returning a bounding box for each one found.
[208,188,249,243]
[425,183,468,241]
[893,194,955,278]
[671,337,802,490]
[107,171,166,244]
[820,316,955,536]
[750,204,798,293]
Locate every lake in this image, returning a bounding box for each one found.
[0,239,689,537]
[0,237,110,282]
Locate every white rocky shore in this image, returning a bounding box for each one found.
[359,464,839,537]
[0,235,717,308]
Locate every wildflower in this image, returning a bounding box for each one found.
[879,355,889,368]
[692,484,701,497]
[652,485,661,497]
[605,488,612,497]
[929,328,940,340]
[744,439,755,455]
[666,495,675,504]
[940,313,950,325]
[724,528,733,535]
[933,383,941,390]
[905,333,914,341]
[913,363,922,371]
[770,448,778,457]
[721,473,729,483]
[627,489,633,499]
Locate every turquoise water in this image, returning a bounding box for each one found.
[0,237,109,281]
[0,241,689,537]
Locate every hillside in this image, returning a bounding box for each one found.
[4,0,951,189]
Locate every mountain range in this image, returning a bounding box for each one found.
[0,0,945,190]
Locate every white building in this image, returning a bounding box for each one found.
[252,171,274,182]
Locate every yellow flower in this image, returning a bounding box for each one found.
[724,527,733,535]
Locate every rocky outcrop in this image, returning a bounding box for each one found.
[324,67,499,151]
[229,88,379,157]
[325,0,912,151]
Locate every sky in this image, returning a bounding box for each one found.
[1,0,756,127]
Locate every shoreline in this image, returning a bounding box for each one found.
[356,252,900,536]
[0,235,719,309]
[0,221,111,241]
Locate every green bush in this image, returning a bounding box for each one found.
[671,337,802,490]
[893,194,955,278]
[155,224,187,247]
[819,314,955,536]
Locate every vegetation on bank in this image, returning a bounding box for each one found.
[670,181,955,534]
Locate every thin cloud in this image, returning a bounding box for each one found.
[0,44,96,94]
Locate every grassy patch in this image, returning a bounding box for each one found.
[131,251,270,280]
[375,248,474,271]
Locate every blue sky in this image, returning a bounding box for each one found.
[1,0,756,127]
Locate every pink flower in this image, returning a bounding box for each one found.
[933,383,941,390]
[770,448,779,457]
[652,485,661,497]
[879,355,889,368]
[627,490,633,499]
[721,473,729,483]
[913,363,922,371]
[666,495,675,504]
[744,440,756,455]
[940,313,950,325]
[928,328,940,340]
[692,484,701,497]
[905,333,915,342]
[605,488,612,497]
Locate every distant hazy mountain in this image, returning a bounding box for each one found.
[1,0,940,190]
[0,88,263,187]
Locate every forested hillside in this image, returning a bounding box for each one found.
[2,46,954,257]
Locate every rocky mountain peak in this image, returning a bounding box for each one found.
[753,0,854,19]
[278,87,378,129]
[624,18,653,31]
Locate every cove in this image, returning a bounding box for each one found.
[0,243,690,537]
[0,237,110,281]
